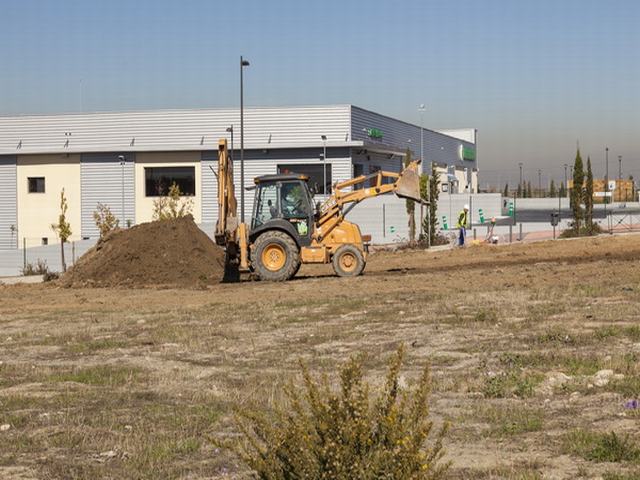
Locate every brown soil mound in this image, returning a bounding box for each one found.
[62,216,226,288]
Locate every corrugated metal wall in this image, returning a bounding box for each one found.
[0,106,352,155]
[351,106,477,175]
[0,156,17,249]
[80,153,135,238]
[201,148,352,227]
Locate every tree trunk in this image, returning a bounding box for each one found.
[60,241,67,272]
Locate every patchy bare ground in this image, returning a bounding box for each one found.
[1,234,640,479]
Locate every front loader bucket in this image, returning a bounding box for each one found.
[394,162,422,202]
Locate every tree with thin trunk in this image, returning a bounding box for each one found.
[571,149,585,233]
[584,157,594,231]
[404,149,416,244]
[428,164,440,246]
[51,189,72,272]
[549,179,557,197]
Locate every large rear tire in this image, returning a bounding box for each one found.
[332,244,366,277]
[253,231,300,281]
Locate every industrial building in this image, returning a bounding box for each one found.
[0,105,477,249]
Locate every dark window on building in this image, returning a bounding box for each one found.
[145,166,195,196]
[28,177,45,193]
[353,164,364,190]
[41,237,48,246]
[277,164,332,195]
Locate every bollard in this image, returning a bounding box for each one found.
[442,215,448,230]
[479,208,485,224]
[509,224,513,243]
[519,223,523,241]
[473,228,477,240]
[23,238,26,271]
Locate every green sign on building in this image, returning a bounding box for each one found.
[458,145,476,162]
[366,128,383,139]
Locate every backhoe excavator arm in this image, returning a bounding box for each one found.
[313,160,422,242]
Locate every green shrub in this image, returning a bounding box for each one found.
[564,430,640,463]
[221,345,449,479]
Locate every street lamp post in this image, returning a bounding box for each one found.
[605,147,609,218]
[618,155,622,201]
[418,104,427,243]
[240,56,250,223]
[321,135,327,195]
[538,169,542,198]
[118,155,126,226]
[518,163,523,197]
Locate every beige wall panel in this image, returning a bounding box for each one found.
[17,154,81,246]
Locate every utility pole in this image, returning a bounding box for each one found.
[240,56,250,223]
[538,169,542,198]
[605,147,609,217]
[518,162,523,196]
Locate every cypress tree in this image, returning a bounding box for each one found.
[584,157,594,231]
[549,179,557,197]
[503,183,509,197]
[517,183,522,198]
[571,149,585,233]
[559,182,566,198]
[526,181,533,199]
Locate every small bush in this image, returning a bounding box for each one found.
[152,183,194,221]
[220,345,449,479]
[21,259,49,276]
[564,430,640,463]
[93,203,119,238]
[560,222,603,238]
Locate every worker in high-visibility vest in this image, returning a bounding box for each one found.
[457,204,469,247]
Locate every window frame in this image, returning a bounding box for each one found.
[144,166,196,197]
[27,177,45,194]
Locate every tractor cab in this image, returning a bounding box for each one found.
[250,174,316,246]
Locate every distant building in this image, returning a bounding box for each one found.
[0,105,477,249]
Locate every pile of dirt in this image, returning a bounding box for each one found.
[61,216,226,288]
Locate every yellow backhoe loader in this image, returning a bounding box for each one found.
[214,139,422,281]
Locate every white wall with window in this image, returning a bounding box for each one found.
[134,151,202,224]
[17,154,82,246]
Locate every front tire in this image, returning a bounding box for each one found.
[332,244,366,277]
[253,231,300,281]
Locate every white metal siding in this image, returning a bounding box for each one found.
[201,148,352,228]
[81,153,135,238]
[351,106,477,171]
[0,105,352,155]
[0,156,17,249]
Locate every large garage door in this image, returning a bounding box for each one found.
[0,156,17,249]
[81,153,135,239]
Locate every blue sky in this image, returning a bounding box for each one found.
[1,0,638,186]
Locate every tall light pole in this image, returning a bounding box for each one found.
[240,56,250,223]
[320,135,327,195]
[605,147,609,216]
[618,155,623,201]
[538,169,542,198]
[563,164,568,194]
[418,103,427,242]
[118,155,126,226]
[518,162,523,196]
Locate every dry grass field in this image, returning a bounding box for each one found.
[1,234,640,479]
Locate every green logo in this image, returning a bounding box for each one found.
[367,128,383,139]
[459,145,476,161]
